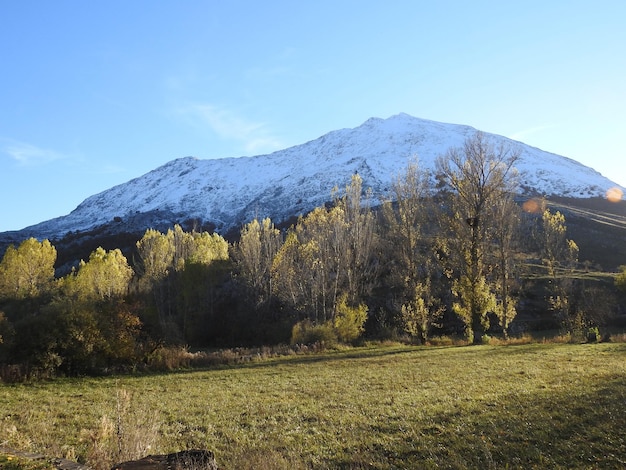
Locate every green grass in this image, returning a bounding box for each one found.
[2,343,626,469]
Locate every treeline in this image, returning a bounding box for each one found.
[0,133,623,376]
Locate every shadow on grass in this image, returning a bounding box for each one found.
[141,342,599,381]
[332,375,626,469]
[139,344,433,379]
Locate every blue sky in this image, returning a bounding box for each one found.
[1,1,625,232]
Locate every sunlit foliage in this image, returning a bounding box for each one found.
[0,238,56,300]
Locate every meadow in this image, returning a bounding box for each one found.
[1,342,626,469]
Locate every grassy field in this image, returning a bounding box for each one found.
[1,342,626,469]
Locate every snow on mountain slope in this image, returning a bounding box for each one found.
[9,113,625,240]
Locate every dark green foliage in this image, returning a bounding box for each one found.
[1,296,144,376]
[176,259,234,345]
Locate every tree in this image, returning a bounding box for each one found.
[541,208,580,336]
[189,231,229,265]
[69,247,134,302]
[272,208,339,323]
[136,225,230,343]
[400,281,444,344]
[177,258,232,345]
[0,238,57,301]
[137,225,228,281]
[272,230,308,318]
[46,247,141,373]
[271,175,376,325]
[451,274,496,342]
[382,162,430,281]
[490,196,522,338]
[178,230,230,344]
[234,218,282,314]
[136,228,175,284]
[136,228,177,334]
[381,161,442,343]
[336,174,378,304]
[436,132,520,343]
[542,209,578,275]
[169,224,195,271]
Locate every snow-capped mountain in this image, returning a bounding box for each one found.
[4,113,624,242]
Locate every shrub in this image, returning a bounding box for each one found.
[146,345,196,370]
[290,320,337,347]
[615,265,626,293]
[427,335,469,347]
[333,296,368,343]
[485,333,534,346]
[587,326,600,343]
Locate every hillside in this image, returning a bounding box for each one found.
[1,114,624,270]
[546,196,626,271]
[3,114,623,239]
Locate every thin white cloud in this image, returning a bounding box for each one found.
[178,104,286,155]
[1,138,127,176]
[510,124,557,142]
[1,139,67,166]
[244,136,285,154]
[194,105,263,139]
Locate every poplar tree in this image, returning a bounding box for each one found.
[272,207,341,323]
[382,161,442,343]
[436,132,520,343]
[271,175,373,338]
[336,174,377,304]
[541,208,580,335]
[136,225,230,342]
[490,196,522,338]
[177,231,230,344]
[136,228,175,286]
[70,247,133,301]
[0,238,57,301]
[234,218,282,314]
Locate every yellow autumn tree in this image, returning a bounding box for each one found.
[0,238,57,300]
[436,132,520,343]
[69,247,134,301]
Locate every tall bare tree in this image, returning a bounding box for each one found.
[335,174,377,304]
[490,196,522,338]
[234,217,283,314]
[436,132,520,343]
[382,161,442,343]
[271,175,376,324]
[541,208,580,336]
